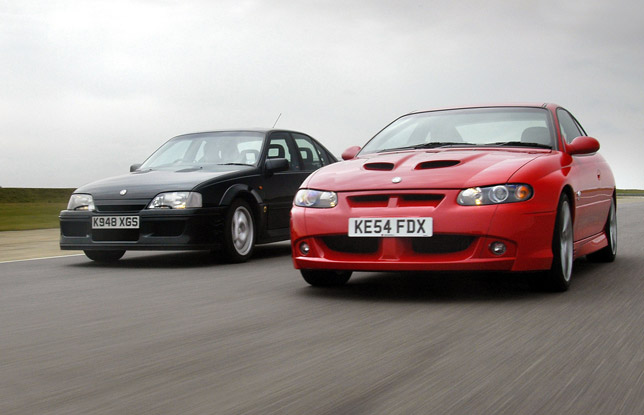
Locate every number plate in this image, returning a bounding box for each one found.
[92,216,140,229]
[348,217,432,237]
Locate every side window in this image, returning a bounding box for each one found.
[314,143,334,166]
[293,134,323,171]
[557,109,583,144]
[267,133,297,171]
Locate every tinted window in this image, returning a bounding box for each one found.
[293,134,324,171]
[557,109,583,144]
[267,133,297,171]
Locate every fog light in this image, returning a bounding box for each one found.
[490,241,506,255]
[299,242,310,255]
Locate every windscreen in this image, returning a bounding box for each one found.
[360,107,554,154]
[139,132,265,170]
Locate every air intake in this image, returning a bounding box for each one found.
[416,160,460,169]
[364,162,394,171]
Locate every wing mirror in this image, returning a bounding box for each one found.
[264,157,289,176]
[130,163,142,172]
[341,146,361,160]
[567,136,600,155]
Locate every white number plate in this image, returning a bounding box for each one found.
[348,217,432,237]
[92,216,140,229]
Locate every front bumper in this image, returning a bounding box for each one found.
[291,189,557,272]
[59,207,226,251]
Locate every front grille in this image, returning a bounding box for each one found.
[96,204,147,213]
[322,235,379,254]
[347,194,390,207]
[92,229,139,242]
[411,235,474,254]
[399,194,444,207]
[346,193,444,208]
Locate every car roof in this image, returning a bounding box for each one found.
[173,128,310,137]
[407,103,561,115]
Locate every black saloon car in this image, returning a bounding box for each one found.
[60,129,337,262]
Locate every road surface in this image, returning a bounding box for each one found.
[1,199,643,414]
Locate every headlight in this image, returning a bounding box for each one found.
[67,194,95,211]
[457,184,533,206]
[294,189,338,208]
[147,192,202,209]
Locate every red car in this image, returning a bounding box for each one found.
[290,104,617,291]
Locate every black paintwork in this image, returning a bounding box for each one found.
[60,129,336,253]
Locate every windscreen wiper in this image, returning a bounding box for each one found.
[377,142,475,153]
[488,141,552,149]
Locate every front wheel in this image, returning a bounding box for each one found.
[587,198,617,263]
[301,269,352,287]
[544,194,574,292]
[222,199,255,263]
[84,250,125,263]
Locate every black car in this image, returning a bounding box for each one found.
[60,129,337,262]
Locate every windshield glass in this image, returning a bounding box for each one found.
[360,107,554,154]
[140,131,265,170]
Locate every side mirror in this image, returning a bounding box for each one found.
[130,163,142,172]
[341,146,361,160]
[264,157,289,175]
[567,136,600,155]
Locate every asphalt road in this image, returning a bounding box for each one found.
[1,200,643,415]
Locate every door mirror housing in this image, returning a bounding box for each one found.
[567,136,600,155]
[130,163,142,172]
[264,157,289,175]
[341,146,361,160]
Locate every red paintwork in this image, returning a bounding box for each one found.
[291,104,615,273]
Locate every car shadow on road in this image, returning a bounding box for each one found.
[69,242,293,269]
[301,272,544,303]
[300,260,603,303]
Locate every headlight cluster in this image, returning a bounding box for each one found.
[147,192,202,209]
[67,194,95,211]
[457,184,533,206]
[294,189,338,208]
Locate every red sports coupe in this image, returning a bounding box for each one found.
[290,104,617,291]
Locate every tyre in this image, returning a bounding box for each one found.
[301,269,352,287]
[222,199,255,263]
[544,194,574,292]
[587,198,617,263]
[84,250,125,263]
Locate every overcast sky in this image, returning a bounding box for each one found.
[1,0,643,189]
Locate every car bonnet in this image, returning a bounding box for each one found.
[73,169,239,200]
[305,148,550,191]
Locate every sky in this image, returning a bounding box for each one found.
[1,0,643,189]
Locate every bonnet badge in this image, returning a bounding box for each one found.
[392,177,402,184]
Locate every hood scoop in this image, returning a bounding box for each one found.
[416,160,460,170]
[363,162,394,171]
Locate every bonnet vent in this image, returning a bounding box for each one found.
[416,160,460,170]
[364,162,394,171]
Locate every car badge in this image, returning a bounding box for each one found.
[392,177,402,184]
[120,189,127,196]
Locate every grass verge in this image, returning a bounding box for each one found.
[0,188,74,231]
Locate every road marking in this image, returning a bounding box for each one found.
[0,254,84,264]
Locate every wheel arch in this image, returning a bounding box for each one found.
[220,184,262,206]
[219,184,264,230]
[560,184,575,223]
